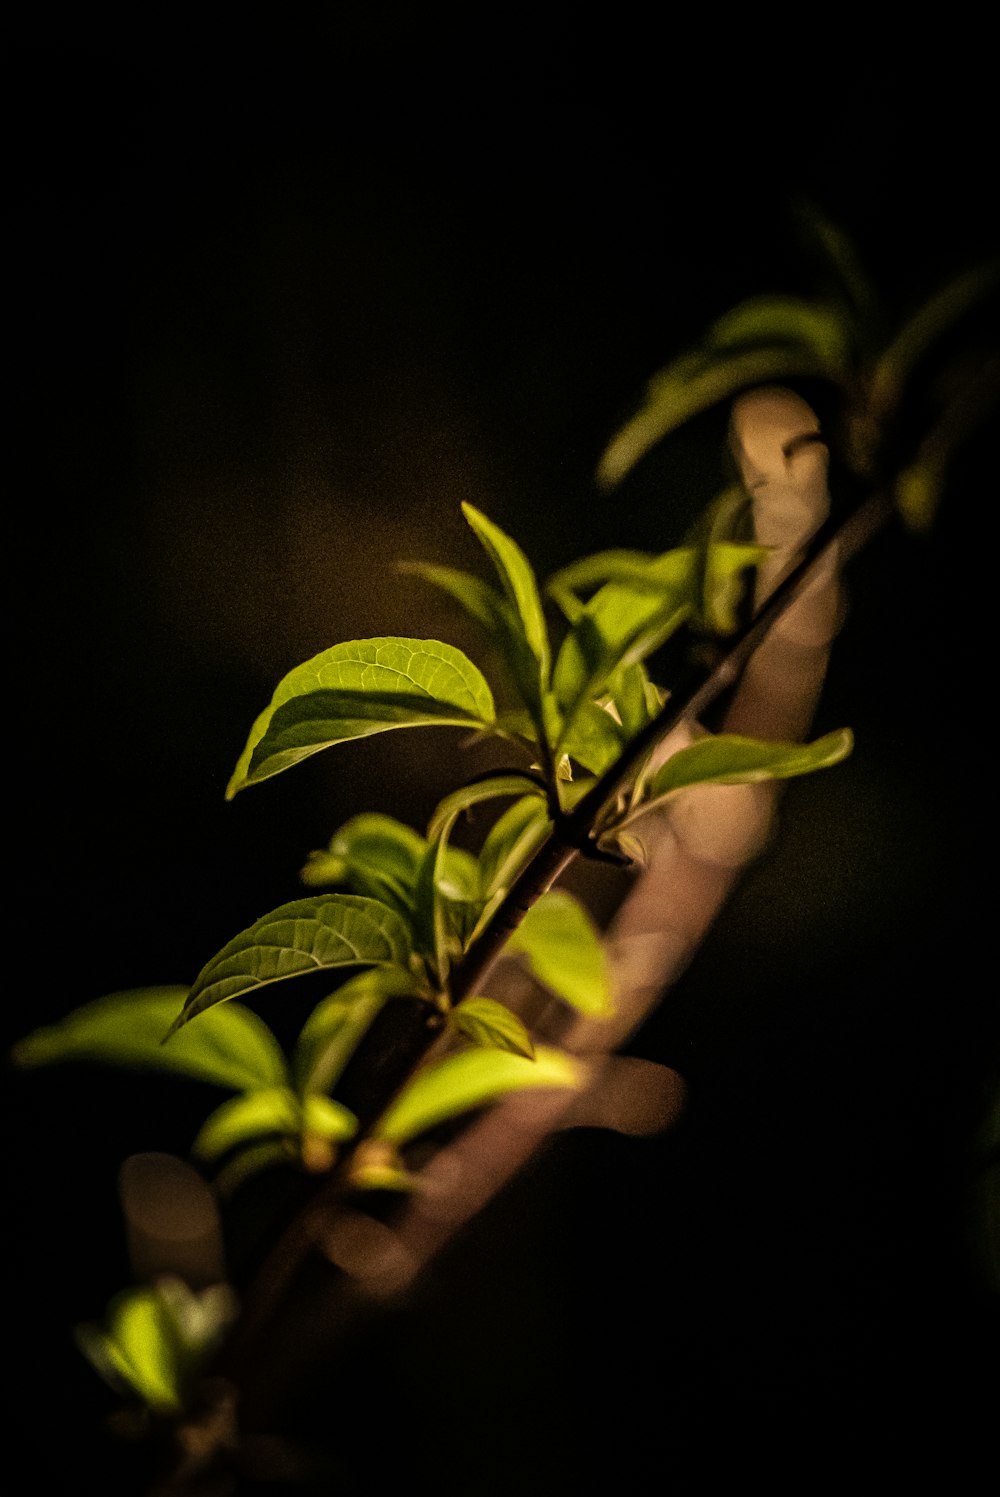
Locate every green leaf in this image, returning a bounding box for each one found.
[294,967,421,1095]
[558,698,626,776]
[707,295,852,373]
[546,549,659,620]
[77,1288,183,1412]
[448,997,535,1058]
[646,729,854,801]
[193,1087,304,1161]
[413,830,453,982]
[699,541,767,634]
[552,552,696,732]
[192,1087,358,1162]
[227,638,496,797]
[76,1280,238,1413]
[302,1092,358,1142]
[462,504,551,714]
[596,345,832,489]
[477,794,553,903]
[171,894,415,1033]
[399,561,511,633]
[373,1044,582,1145]
[605,659,660,740]
[300,813,427,911]
[427,772,547,844]
[505,889,614,1018]
[12,987,288,1092]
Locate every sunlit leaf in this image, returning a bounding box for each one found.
[646,728,854,801]
[303,1092,358,1142]
[505,889,614,1017]
[477,794,553,903]
[700,541,768,634]
[596,345,831,489]
[193,1089,356,1172]
[552,552,695,732]
[227,638,496,797]
[11,987,288,1092]
[373,1044,582,1145]
[79,1288,183,1412]
[462,504,550,678]
[546,549,660,620]
[413,830,452,982]
[171,894,415,1033]
[300,813,427,911]
[559,698,626,775]
[448,997,535,1058]
[294,967,421,1095]
[605,659,660,740]
[461,504,552,722]
[193,1087,304,1161]
[348,1140,419,1192]
[76,1280,239,1413]
[427,773,547,844]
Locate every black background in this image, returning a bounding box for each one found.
[8,20,998,1494]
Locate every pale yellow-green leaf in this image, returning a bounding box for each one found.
[505,890,614,1018]
[12,988,288,1093]
[448,997,535,1058]
[373,1045,582,1145]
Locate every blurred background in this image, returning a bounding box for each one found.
[8,19,997,1493]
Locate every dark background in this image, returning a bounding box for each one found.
[8,21,998,1493]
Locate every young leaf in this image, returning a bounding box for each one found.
[546,549,660,620]
[12,987,288,1092]
[192,1087,304,1161]
[645,728,854,801]
[558,698,626,776]
[505,889,614,1018]
[596,345,832,489]
[372,1045,582,1146]
[477,794,553,903]
[170,894,415,1033]
[302,1093,358,1142]
[76,1280,238,1413]
[604,659,660,740]
[412,830,453,983]
[192,1087,357,1162]
[462,504,550,681]
[447,997,535,1058]
[427,773,547,844]
[707,295,852,373]
[699,541,767,635]
[81,1288,185,1413]
[226,638,496,797]
[300,813,427,911]
[294,967,422,1095]
[552,553,695,733]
